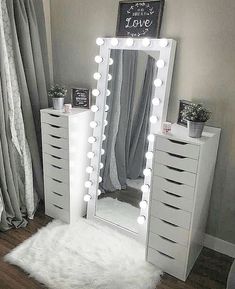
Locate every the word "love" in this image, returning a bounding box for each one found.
[125,17,153,28]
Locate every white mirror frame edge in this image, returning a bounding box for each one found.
[85,37,177,244]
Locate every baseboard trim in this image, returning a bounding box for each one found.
[204,234,235,258]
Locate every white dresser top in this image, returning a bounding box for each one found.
[41,107,91,117]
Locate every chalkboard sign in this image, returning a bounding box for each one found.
[71,88,90,109]
[177,100,192,127]
[116,0,164,38]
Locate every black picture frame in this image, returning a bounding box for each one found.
[177,100,192,127]
[71,88,90,109]
[116,0,165,38]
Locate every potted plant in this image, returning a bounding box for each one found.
[182,103,211,138]
[48,84,67,110]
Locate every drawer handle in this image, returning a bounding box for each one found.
[157,250,175,260]
[53,204,63,210]
[50,134,61,139]
[166,165,184,172]
[51,155,62,160]
[49,113,60,118]
[162,202,180,210]
[163,190,181,198]
[159,235,177,244]
[165,178,183,185]
[50,144,62,150]
[52,191,63,197]
[161,219,179,227]
[51,164,62,170]
[49,124,61,128]
[52,178,62,183]
[168,139,187,145]
[167,152,186,159]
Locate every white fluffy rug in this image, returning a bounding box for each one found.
[5,218,161,289]
[96,197,139,232]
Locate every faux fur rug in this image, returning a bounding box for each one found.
[5,218,161,289]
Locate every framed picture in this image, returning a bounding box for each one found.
[116,0,165,38]
[71,88,90,109]
[177,100,192,126]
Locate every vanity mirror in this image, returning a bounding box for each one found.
[85,37,176,243]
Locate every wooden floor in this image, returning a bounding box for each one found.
[0,207,233,289]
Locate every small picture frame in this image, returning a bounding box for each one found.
[71,88,90,109]
[177,100,192,127]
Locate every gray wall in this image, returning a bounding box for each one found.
[50,0,235,243]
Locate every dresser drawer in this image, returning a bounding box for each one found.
[155,150,198,173]
[43,143,69,160]
[44,176,69,197]
[43,153,69,171]
[45,189,69,211]
[44,162,69,183]
[154,163,196,187]
[152,187,194,212]
[147,247,186,281]
[151,200,191,230]
[148,232,188,262]
[152,176,195,200]
[45,202,69,223]
[41,111,68,128]
[42,133,69,150]
[149,217,189,246]
[41,123,68,139]
[156,136,200,160]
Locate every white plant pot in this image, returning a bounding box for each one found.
[187,121,205,138]
[52,97,64,110]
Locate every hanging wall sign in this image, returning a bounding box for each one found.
[71,88,91,109]
[116,0,165,38]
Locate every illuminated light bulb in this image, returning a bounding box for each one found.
[100,163,104,169]
[84,194,92,202]
[156,59,165,68]
[147,134,155,142]
[160,38,168,48]
[92,89,100,97]
[102,135,106,141]
[90,121,98,128]
[141,184,150,194]
[104,120,108,126]
[137,215,146,225]
[139,200,148,209]
[108,74,112,81]
[85,180,93,188]
[91,105,99,112]
[99,176,102,183]
[86,166,94,174]
[152,97,161,106]
[88,136,97,144]
[150,115,158,124]
[101,149,105,155]
[126,38,134,47]
[109,58,114,65]
[111,38,119,46]
[143,168,152,177]
[98,189,102,196]
[142,38,151,47]
[105,105,109,112]
[145,151,153,160]
[95,55,103,64]
[154,79,163,87]
[106,89,111,96]
[93,72,101,80]
[87,152,95,159]
[96,37,104,46]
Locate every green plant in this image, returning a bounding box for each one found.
[48,85,67,98]
[182,103,211,122]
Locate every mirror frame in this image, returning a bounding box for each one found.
[85,37,176,243]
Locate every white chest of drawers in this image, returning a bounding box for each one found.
[40,108,92,223]
[147,124,221,281]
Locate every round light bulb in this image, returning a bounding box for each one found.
[147,134,155,142]
[142,38,151,47]
[156,59,165,68]
[152,97,161,106]
[91,105,99,112]
[160,38,168,48]
[141,184,150,193]
[86,166,94,174]
[126,38,134,47]
[88,136,97,144]
[95,55,103,64]
[84,194,92,202]
[100,163,104,169]
[154,79,163,87]
[104,120,108,126]
[145,151,153,160]
[109,58,114,65]
[150,116,158,124]
[99,176,102,183]
[85,180,93,188]
[111,38,119,46]
[143,168,152,176]
[137,215,146,225]
[105,105,109,112]
[93,72,101,80]
[90,121,98,128]
[87,152,95,159]
[102,135,106,141]
[108,74,112,81]
[101,149,105,155]
[96,37,104,46]
[106,89,111,96]
[92,89,100,97]
[98,189,102,196]
[139,201,148,209]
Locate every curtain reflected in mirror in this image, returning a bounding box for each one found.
[95,50,158,232]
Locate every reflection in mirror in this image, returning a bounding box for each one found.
[95,50,159,232]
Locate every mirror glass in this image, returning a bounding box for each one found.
[95,49,159,233]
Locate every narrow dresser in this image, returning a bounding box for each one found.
[147,123,221,281]
[40,108,92,223]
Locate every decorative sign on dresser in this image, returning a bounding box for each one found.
[40,108,92,223]
[116,0,165,37]
[147,123,221,281]
[71,88,91,108]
